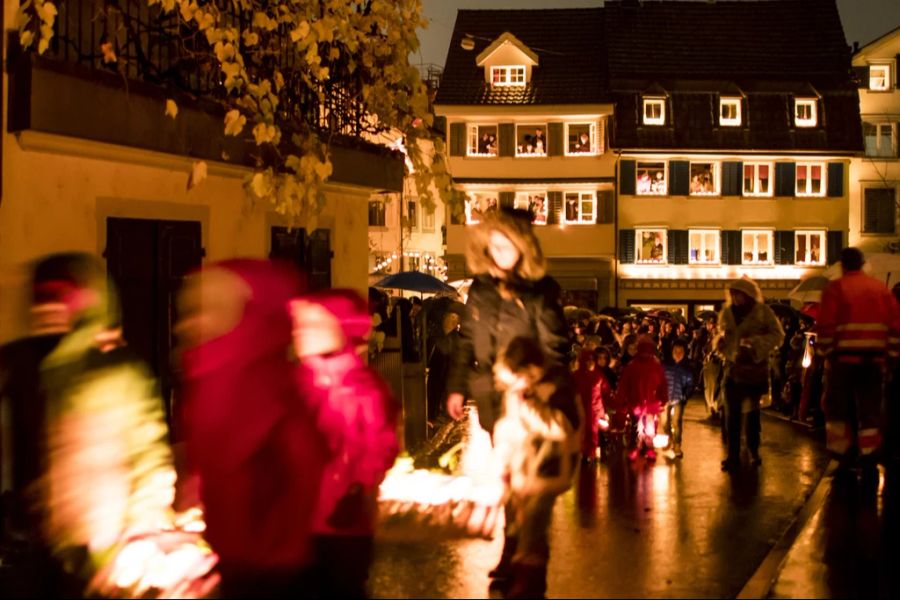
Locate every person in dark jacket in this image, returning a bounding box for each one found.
[445,207,576,598]
[426,311,461,427]
[662,338,695,458]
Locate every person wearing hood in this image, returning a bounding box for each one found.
[177,260,329,597]
[0,253,175,597]
[290,289,398,599]
[662,338,695,458]
[616,335,668,461]
[715,276,784,472]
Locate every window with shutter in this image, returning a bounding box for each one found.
[722,162,742,196]
[689,230,720,264]
[514,191,548,225]
[669,230,689,265]
[618,228,635,264]
[620,160,636,195]
[775,163,796,197]
[547,191,563,225]
[863,187,897,234]
[499,123,515,156]
[827,163,844,198]
[635,229,667,264]
[597,189,615,224]
[774,230,795,265]
[794,230,826,266]
[721,230,742,265]
[669,161,690,196]
[826,231,844,265]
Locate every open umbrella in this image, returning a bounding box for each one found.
[696,310,717,321]
[788,275,830,304]
[374,271,456,294]
[766,301,801,325]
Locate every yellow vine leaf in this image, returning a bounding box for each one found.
[187,161,208,190]
[290,20,310,43]
[19,30,34,49]
[165,99,178,119]
[223,110,246,136]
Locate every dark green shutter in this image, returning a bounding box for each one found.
[897,56,900,88]
[620,160,636,195]
[775,163,796,197]
[499,191,515,208]
[827,163,844,197]
[774,230,796,265]
[670,160,690,196]
[669,230,689,265]
[852,66,870,88]
[449,123,466,156]
[826,231,844,265]
[722,230,742,265]
[619,229,635,264]
[499,124,515,157]
[597,189,615,224]
[548,123,564,156]
[547,191,563,225]
[434,116,447,136]
[722,161,743,196]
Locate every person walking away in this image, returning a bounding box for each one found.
[662,338,695,458]
[616,335,668,461]
[815,248,900,489]
[716,276,784,472]
[426,311,460,429]
[290,289,399,598]
[573,348,606,463]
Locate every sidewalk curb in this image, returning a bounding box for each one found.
[736,459,837,599]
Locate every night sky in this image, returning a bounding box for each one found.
[413,0,900,69]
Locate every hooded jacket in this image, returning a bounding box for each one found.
[715,278,785,381]
[615,336,668,416]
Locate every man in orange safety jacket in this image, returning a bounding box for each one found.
[816,248,900,482]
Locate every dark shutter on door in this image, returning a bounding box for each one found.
[852,66,870,88]
[669,160,690,196]
[499,123,515,157]
[774,230,796,265]
[449,123,466,157]
[620,160,636,195]
[499,191,515,208]
[669,229,689,265]
[547,191,563,225]
[775,162,796,197]
[722,161,743,196]
[826,230,844,266]
[618,229,635,264]
[827,162,844,198]
[548,122,564,157]
[721,230,742,265]
[597,189,615,224]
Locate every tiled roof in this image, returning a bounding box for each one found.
[434,8,607,106]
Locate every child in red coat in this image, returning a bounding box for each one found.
[615,335,668,461]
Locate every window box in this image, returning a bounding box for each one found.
[863,122,896,158]
[516,124,547,156]
[689,162,719,195]
[795,163,825,197]
[743,162,773,197]
[636,229,667,264]
[742,230,773,265]
[467,124,499,157]
[465,192,499,224]
[794,230,826,265]
[689,230,720,264]
[869,64,892,91]
[515,192,549,225]
[636,161,667,195]
[794,98,817,128]
[491,65,526,87]
[563,191,596,224]
[643,98,665,126]
[565,122,598,155]
[719,98,741,126]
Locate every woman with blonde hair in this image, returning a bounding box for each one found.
[445,207,578,598]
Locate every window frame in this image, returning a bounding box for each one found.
[869,63,892,91]
[794,98,818,128]
[688,229,721,265]
[794,230,826,266]
[515,124,548,157]
[562,191,597,225]
[421,206,435,232]
[466,123,499,157]
[741,229,774,266]
[862,186,898,235]
[635,161,668,196]
[490,65,527,87]
[514,191,549,225]
[743,161,774,197]
[406,199,418,231]
[464,192,499,225]
[642,97,666,126]
[795,162,827,197]
[368,199,386,228]
[719,97,742,127]
[635,228,668,264]
[564,122,598,156]
[863,121,896,158]
[689,161,721,196]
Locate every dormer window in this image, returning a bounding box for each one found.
[794,98,817,128]
[491,65,526,87]
[869,64,892,91]
[643,98,665,126]
[719,98,741,126]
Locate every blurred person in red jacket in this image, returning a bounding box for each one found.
[616,335,668,461]
[177,260,329,598]
[290,289,399,599]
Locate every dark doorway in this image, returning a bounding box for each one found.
[105,217,203,428]
[269,226,333,291]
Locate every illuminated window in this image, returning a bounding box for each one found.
[636,229,667,264]
[863,122,896,157]
[796,162,825,197]
[491,65,526,87]
[794,98,817,127]
[794,231,826,265]
[465,192,499,225]
[869,64,891,91]
[515,191,549,225]
[565,122,597,155]
[636,161,667,195]
[467,124,498,157]
[742,230,773,265]
[516,124,547,156]
[643,98,665,125]
[689,162,719,196]
[743,162,773,197]
[368,199,386,227]
[422,206,435,232]
[689,230,720,264]
[563,191,596,224]
[720,98,741,126]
